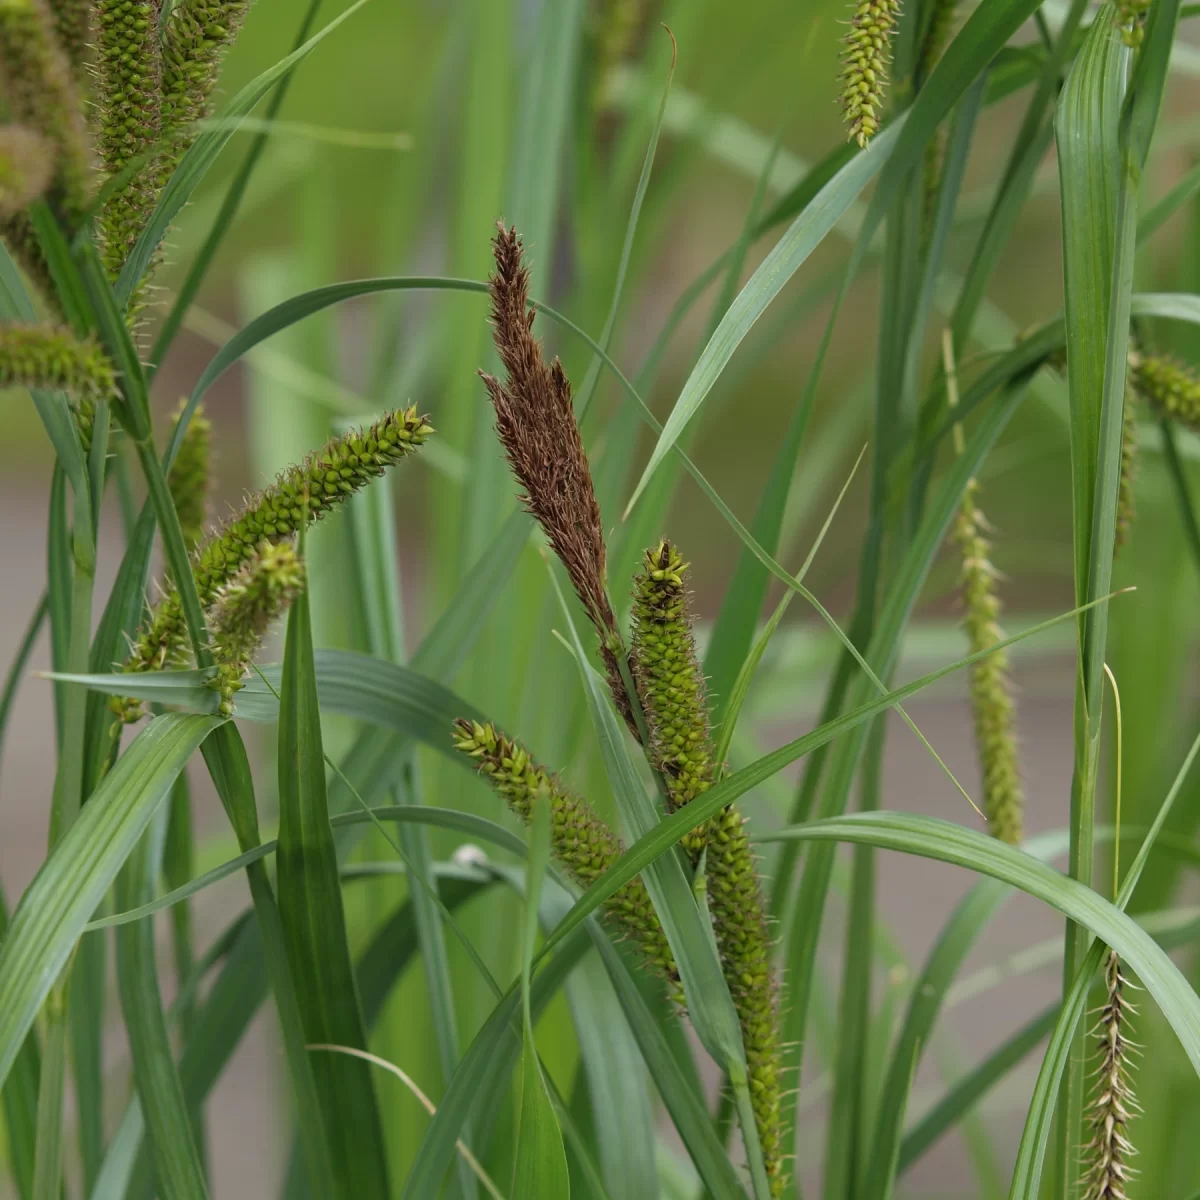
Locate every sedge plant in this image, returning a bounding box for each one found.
[6,2,1200,1199]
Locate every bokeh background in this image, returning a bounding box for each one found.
[5,0,1200,1195]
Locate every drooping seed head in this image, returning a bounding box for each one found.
[839,0,902,149]
[208,540,305,717]
[0,125,56,217]
[953,479,1023,845]
[479,221,634,731]
[114,406,432,719]
[0,0,94,218]
[1129,349,1200,428]
[167,400,213,555]
[452,718,682,999]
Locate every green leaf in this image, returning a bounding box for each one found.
[511,796,570,1199]
[622,118,903,517]
[276,584,389,1198]
[0,714,219,1092]
[115,0,372,304]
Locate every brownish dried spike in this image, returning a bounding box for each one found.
[480,220,636,733]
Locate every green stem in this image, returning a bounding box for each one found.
[30,986,66,1200]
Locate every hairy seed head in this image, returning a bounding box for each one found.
[479,221,634,731]
[839,0,902,149]
[1129,349,1200,428]
[0,0,93,218]
[114,406,432,720]
[630,538,784,1194]
[953,479,1023,844]
[452,718,682,1000]
[160,0,252,180]
[0,125,56,217]
[0,323,116,452]
[92,0,162,280]
[208,540,304,717]
[167,400,213,555]
[1083,950,1139,1200]
[630,540,713,855]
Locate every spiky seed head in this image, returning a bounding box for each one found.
[478,221,634,732]
[0,125,56,217]
[451,718,683,1000]
[953,480,1023,845]
[630,539,714,855]
[0,0,94,218]
[167,400,213,555]
[1115,386,1137,555]
[839,0,902,148]
[114,406,432,718]
[1129,349,1200,429]
[0,323,116,453]
[208,540,304,717]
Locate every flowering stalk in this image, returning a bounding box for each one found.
[451,720,682,1000]
[0,323,116,452]
[840,0,902,149]
[1083,950,1139,1200]
[1115,386,1137,554]
[160,0,252,178]
[0,126,55,218]
[629,539,783,1195]
[114,406,432,719]
[0,0,93,218]
[167,400,213,555]
[208,540,304,717]
[953,479,1024,844]
[479,222,634,731]
[1129,349,1200,428]
[93,0,162,279]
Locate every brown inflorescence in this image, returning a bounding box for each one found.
[452,719,682,1001]
[479,221,634,732]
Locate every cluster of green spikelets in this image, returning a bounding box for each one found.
[0,0,253,453]
[112,407,433,722]
[460,222,786,1194]
[839,0,901,148]
[952,479,1024,845]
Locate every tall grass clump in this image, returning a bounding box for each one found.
[5,1,1200,1198]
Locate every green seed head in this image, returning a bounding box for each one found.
[208,540,304,717]
[451,718,683,1002]
[1130,349,1200,428]
[954,479,1023,845]
[1116,0,1151,47]
[839,0,901,149]
[0,323,116,453]
[1115,385,1137,555]
[116,406,432,718]
[167,400,213,555]
[0,125,56,218]
[630,539,713,856]
[0,0,94,218]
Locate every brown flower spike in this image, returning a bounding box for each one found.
[480,221,634,730]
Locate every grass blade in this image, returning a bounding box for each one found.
[276,581,389,1197]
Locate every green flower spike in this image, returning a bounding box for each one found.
[167,400,213,555]
[1115,385,1137,554]
[1130,349,1200,428]
[451,719,682,1002]
[0,126,55,218]
[93,0,162,279]
[47,0,92,81]
[630,539,783,1196]
[161,0,251,178]
[0,0,93,217]
[0,323,116,452]
[840,0,901,149]
[630,540,713,856]
[115,406,432,719]
[208,540,304,718]
[953,479,1023,845]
